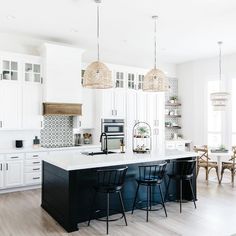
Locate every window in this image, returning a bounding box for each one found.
[207,81,222,147]
[232,79,236,145]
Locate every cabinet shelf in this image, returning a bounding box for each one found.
[165,115,181,118]
[165,103,181,106]
[165,126,181,129]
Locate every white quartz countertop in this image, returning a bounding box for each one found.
[0,144,101,154]
[43,150,197,171]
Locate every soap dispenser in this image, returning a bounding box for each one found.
[33,136,40,148]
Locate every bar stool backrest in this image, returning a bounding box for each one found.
[138,162,167,181]
[96,167,128,187]
[170,160,196,177]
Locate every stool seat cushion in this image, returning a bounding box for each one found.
[94,184,123,193]
[136,177,162,185]
[167,173,194,180]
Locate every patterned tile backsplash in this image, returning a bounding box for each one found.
[41,115,73,148]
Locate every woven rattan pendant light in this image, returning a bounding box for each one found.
[143,16,168,92]
[210,41,230,111]
[83,0,112,89]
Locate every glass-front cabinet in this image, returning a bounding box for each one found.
[1,60,18,81]
[24,63,41,83]
[127,73,135,89]
[137,74,144,90]
[115,71,124,88]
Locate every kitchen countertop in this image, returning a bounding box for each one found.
[43,149,197,171]
[0,144,101,154]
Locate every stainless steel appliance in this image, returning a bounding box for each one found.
[101,119,125,151]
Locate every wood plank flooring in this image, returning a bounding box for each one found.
[0,171,236,236]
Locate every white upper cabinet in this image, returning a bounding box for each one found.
[0,57,21,130]
[42,43,84,103]
[136,91,147,122]
[113,89,126,117]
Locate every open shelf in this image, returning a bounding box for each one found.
[165,115,181,118]
[165,126,182,129]
[165,103,181,106]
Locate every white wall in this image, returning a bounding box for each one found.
[177,53,236,145]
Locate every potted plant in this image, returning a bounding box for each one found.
[169,96,178,104]
[137,126,149,138]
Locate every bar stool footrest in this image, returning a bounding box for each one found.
[94,209,124,222]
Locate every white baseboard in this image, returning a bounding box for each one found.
[0,185,41,194]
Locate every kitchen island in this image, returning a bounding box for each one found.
[41,150,197,232]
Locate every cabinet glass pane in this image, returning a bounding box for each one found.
[11,61,18,71]
[34,74,41,83]
[25,63,32,72]
[25,73,31,82]
[3,60,10,70]
[11,71,18,80]
[3,71,10,80]
[33,64,40,73]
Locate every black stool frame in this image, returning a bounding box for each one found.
[165,159,197,213]
[131,162,168,222]
[88,167,128,234]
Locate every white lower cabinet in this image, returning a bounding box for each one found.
[5,160,24,188]
[0,155,4,189]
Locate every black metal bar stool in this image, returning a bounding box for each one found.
[131,162,168,222]
[88,167,128,235]
[165,159,197,213]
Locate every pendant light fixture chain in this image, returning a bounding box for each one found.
[97,2,100,62]
[152,16,158,69]
[218,41,222,81]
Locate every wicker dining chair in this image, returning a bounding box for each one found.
[220,146,236,186]
[193,145,220,182]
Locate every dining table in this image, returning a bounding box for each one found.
[208,150,233,184]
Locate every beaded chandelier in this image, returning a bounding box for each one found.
[210,42,230,111]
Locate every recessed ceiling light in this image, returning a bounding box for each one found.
[71,28,79,33]
[6,15,16,20]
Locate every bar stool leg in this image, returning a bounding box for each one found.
[159,185,167,217]
[131,183,140,214]
[106,192,109,235]
[88,191,97,226]
[146,185,149,222]
[180,179,182,213]
[165,178,171,201]
[188,179,197,209]
[118,191,128,226]
[149,185,152,210]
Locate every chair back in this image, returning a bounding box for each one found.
[138,162,167,181]
[193,145,209,165]
[96,167,128,187]
[170,160,196,177]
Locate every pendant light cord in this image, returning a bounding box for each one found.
[218,41,222,81]
[97,3,100,62]
[154,17,157,69]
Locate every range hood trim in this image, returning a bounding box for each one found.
[43,103,82,116]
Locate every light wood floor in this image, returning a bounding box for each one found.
[1,171,236,236]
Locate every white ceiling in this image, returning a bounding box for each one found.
[0,0,236,67]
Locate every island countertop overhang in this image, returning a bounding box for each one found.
[43,150,198,171]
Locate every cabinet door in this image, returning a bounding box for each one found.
[80,88,94,129]
[113,89,126,118]
[0,81,21,129]
[22,83,43,129]
[5,161,24,188]
[102,89,114,117]
[126,90,137,151]
[136,92,147,122]
[0,162,4,189]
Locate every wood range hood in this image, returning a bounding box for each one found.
[43,103,82,116]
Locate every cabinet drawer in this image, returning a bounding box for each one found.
[0,155,4,161]
[25,165,41,173]
[25,160,41,165]
[25,173,41,185]
[166,143,175,150]
[5,153,24,161]
[25,152,41,160]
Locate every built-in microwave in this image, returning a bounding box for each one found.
[101,119,124,135]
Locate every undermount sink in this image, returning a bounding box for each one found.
[82,151,117,156]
